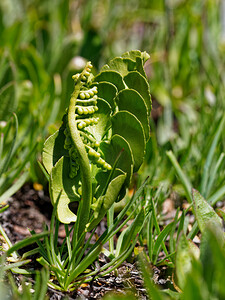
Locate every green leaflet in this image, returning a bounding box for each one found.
[199,224,225,297]
[94,70,126,91]
[95,51,151,116]
[102,50,150,78]
[50,156,80,224]
[42,50,151,226]
[96,81,117,110]
[115,89,150,141]
[95,168,126,201]
[102,57,137,77]
[121,50,150,63]
[111,111,145,172]
[175,233,200,290]
[192,188,222,233]
[175,224,225,298]
[100,134,134,187]
[124,71,151,114]
[87,173,126,231]
[42,129,67,174]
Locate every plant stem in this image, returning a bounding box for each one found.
[67,75,92,241]
[107,204,114,254]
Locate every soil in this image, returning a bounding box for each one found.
[0,184,173,299]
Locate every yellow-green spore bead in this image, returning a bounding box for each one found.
[93,87,98,94]
[84,70,90,77]
[85,119,91,126]
[88,107,94,114]
[88,148,96,157]
[77,107,83,115]
[78,121,86,129]
[85,92,90,99]
[89,90,94,97]
[97,158,105,167]
[79,92,85,99]
[87,62,93,69]
[90,149,100,158]
[72,74,79,82]
[104,163,112,170]
[83,107,89,115]
[95,152,101,158]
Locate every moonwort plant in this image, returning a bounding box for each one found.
[40,50,151,290]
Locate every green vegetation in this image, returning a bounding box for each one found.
[0,0,225,299]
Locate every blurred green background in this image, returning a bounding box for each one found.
[0,0,225,203]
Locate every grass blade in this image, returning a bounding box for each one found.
[153,221,174,265]
[205,152,225,198]
[208,185,225,206]
[3,259,31,271]
[138,252,164,300]
[147,212,153,261]
[200,115,225,197]
[6,232,49,256]
[166,150,192,203]
[0,171,29,204]
[0,113,18,177]
[65,244,102,289]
